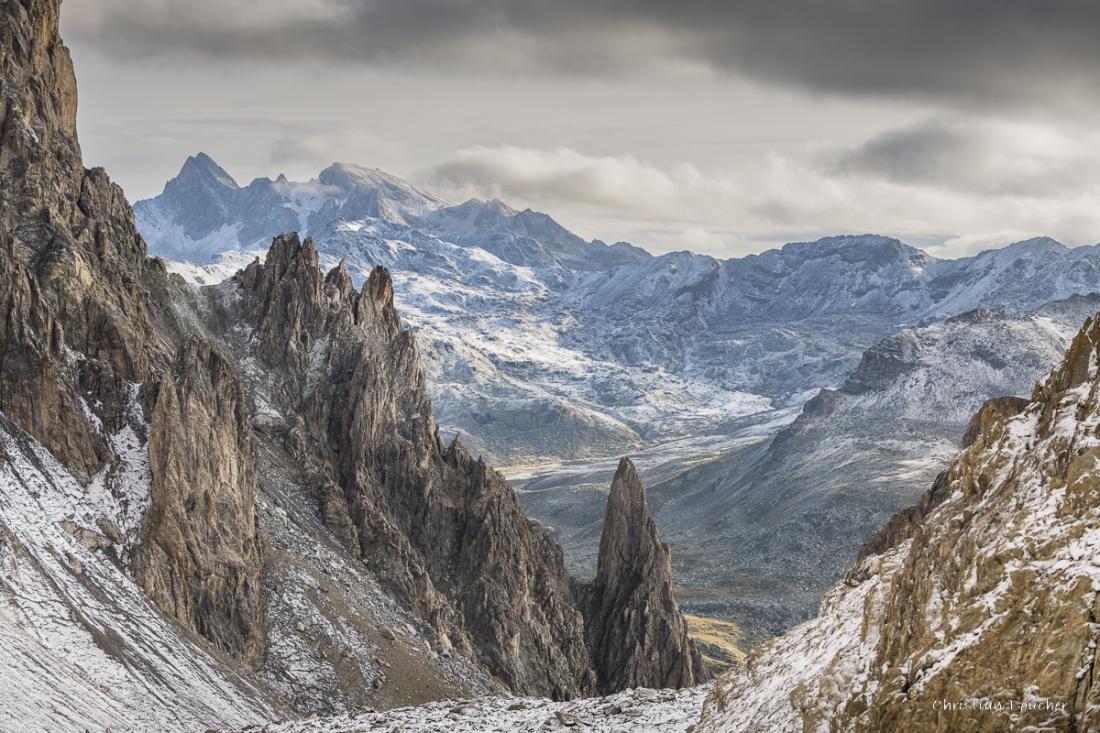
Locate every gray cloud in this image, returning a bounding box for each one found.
[423,145,701,213]
[834,118,1100,196]
[62,2,1100,260]
[65,0,1100,106]
[268,129,398,170]
[419,136,1100,258]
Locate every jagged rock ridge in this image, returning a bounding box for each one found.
[230,233,595,698]
[577,458,706,693]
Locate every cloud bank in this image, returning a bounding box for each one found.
[421,124,1100,258]
[63,2,1100,259]
[66,0,1100,106]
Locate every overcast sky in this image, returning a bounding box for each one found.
[61,1,1100,258]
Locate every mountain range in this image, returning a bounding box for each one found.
[697,305,1100,732]
[136,151,1100,642]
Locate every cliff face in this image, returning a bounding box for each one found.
[231,234,595,698]
[0,0,167,481]
[133,337,265,665]
[699,314,1100,732]
[0,0,265,668]
[579,458,706,693]
[843,321,1100,732]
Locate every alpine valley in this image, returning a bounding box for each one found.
[137,150,1100,642]
[5,1,1100,732]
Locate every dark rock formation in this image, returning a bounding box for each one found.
[1,0,702,706]
[961,394,1030,448]
[577,458,706,693]
[232,234,594,698]
[133,337,265,665]
[0,0,168,481]
[0,0,265,666]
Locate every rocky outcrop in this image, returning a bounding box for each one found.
[699,313,1100,732]
[0,0,170,379]
[578,458,706,693]
[232,234,594,698]
[0,223,107,481]
[2,0,703,710]
[960,393,1030,448]
[133,337,265,665]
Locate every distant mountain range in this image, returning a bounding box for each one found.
[136,153,648,272]
[136,154,1100,640]
[136,155,1100,456]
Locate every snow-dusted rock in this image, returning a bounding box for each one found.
[698,310,1100,732]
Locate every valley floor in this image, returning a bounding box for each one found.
[503,415,796,657]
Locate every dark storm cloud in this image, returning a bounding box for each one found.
[66,0,1100,105]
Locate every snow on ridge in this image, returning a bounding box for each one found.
[694,544,907,733]
[697,316,1100,732]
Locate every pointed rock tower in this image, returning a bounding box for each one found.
[578,458,707,693]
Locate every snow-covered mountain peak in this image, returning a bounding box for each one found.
[170,151,239,191]
[776,233,934,269]
[137,155,656,273]
[419,198,652,270]
[1000,234,1066,254]
[317,161,446,218]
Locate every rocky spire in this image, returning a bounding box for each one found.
[579,458,706,693]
